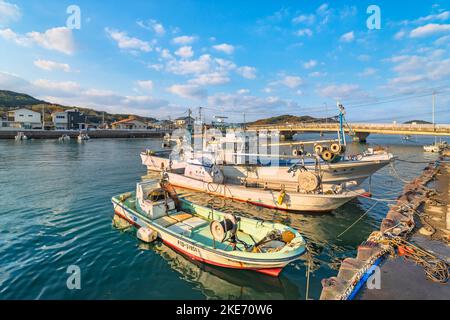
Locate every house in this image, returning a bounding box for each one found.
[175,116,194,128]
[7,108,42,129]
[111,117,147,130]
[67,109,87,130]
[50,109,87,130]
[51,111,68,130]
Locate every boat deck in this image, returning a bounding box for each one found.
[119,196,256,252]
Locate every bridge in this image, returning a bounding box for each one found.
[246,122,450,142]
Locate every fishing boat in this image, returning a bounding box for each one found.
[58,134,71,142]
[112,180,307,276]
[141,105,394,187]
[141,146,393,187]
[163,158,365,212]
[423,144,440,153]
[15,132,28,141]
[77,133,90,142]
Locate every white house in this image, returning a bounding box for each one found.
[51,111,68,130]
[7,108,42,129]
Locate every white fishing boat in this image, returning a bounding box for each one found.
[58,134,71,142]
[77,133,90,142]
[112,180,307,276]
[15,132,28,141]
[423,144,440,153]
[163,159,365,212]
[141,147,393,187]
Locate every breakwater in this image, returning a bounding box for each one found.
[319,160,447,300]
[0,129,166,139]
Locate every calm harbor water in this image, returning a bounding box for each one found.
[0,134,445,300]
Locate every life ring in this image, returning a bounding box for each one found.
[314,144,324,155]
[321,150,335,162]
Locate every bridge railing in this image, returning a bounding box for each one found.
[247,122,450,132]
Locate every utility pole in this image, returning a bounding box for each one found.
[432,91,436,143]
[42,105,45,130]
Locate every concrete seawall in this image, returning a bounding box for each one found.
[0,129,166,139]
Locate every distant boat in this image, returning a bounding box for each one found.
[112,179,307,276]
[58,134,71,142]
[77,133,90,142]
[423,144,440,153]
[15,132,28,141]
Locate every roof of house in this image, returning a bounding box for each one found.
[8,108,40,114]
[112,117,145,125]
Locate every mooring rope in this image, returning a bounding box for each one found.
[337,202,378,238]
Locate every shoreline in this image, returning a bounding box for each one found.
[0,129,166,139]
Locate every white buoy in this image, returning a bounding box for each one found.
[137,227,157,243]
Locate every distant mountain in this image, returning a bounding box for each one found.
[403,120,432,124]
[250,114,338,125]
[0,90,45,107]
[0,90,157,123]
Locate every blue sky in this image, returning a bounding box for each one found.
[0,0,449,122]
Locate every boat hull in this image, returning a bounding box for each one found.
[141,153,392,186]
[165,172,363,212]
[112,200,301,276]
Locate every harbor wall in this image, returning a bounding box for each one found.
[0,129,166,139]
[319,160,441,300]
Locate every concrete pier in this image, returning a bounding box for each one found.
[0,129,166,139]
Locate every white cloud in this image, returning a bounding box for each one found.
[274,75,303,89]
[410,23,450,38]
[236,66,257,79]
[357,54,370,61]
[0,27,75,54]
[340,31,354,42]
[188,72,230,85]
[303,59,317,69]
[175,46,194,58]
[435,35,450,46]
[295,28,313,37]
[136,80,154,91]
[309,71,327,77]
[358,68,377,77]
[33,79,80,93]
[317,84,365,99]
[166,54,212,75]
[34,59,71,72]
[137,19,165,35]
[212,43,235,54]
[172,35,196,45]
[292,14,315,25]
[207,93,300,116]
[409,11,450,25]
[105,28,151,52]
[0,0,21,26]
[237,89,249,95]
[167,84,207,100]
[394,30,406,40]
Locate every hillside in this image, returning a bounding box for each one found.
[251,114,337,125]
[403,120,432,124]
[0,90,157,124]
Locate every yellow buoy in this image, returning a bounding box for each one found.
[277,191,286,205]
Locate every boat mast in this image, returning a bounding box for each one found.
[337,101,346,146]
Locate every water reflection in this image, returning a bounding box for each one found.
[138,242,300,300]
